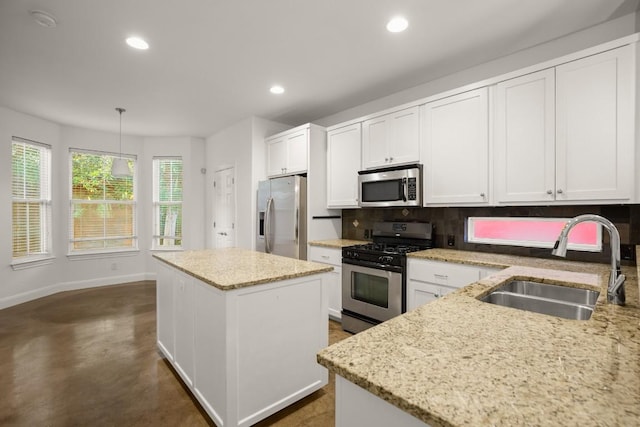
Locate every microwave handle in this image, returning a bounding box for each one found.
[401,177,407,202]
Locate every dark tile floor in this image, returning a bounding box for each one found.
[0,281,352,426]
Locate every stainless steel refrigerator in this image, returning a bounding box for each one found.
[256,175,307,260]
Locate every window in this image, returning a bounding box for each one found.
[69,149,137,254]
[12,137,52,261]
[466,217,602,252]
[153,157,183,249]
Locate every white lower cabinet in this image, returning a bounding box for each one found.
[336,376,430,427]
[407,258,501,311]
[309,245,342,320]
[156,262,175,361]
[173,271,195,388]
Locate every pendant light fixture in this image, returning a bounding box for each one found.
[111,107,132,177]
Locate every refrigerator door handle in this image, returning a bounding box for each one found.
[294,205,299,244]
[265,197,274,253]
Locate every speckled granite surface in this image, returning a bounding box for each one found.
[153,248,332,290]
[318,248,640,426]
[308,239,368,248]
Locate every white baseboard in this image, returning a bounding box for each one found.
[0,272,157,310]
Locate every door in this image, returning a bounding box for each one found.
[555,45,634,202]
[342,262,402,322]
[494,69,556,203]
[174,272,195,387]
[156,262,174,361]
[423,88,489,205]
[266,136,287,177]
[285,129,308,174]
[213,167,236,248]
[327,123,361,208]
[362,115,389,169]
[269,176,302,259]
[387,106,420,166]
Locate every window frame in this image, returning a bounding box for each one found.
[152,156,183,250]
[466,217,602,252]
[11,137,53,268]
[68,148,138,256]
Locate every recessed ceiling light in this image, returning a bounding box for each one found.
[386,16,408,33]
[126,36,149,50]
[270,85,285,95]
[29,10,57,28]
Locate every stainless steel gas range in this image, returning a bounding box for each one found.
[341,222,433,334]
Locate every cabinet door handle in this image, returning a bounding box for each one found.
[480,193,485,198]
[546,190,553,195]
[557,189,563,194]
[434,274,448,280]
[385,157,389,162]
[321,255,330,259]
[389,157,393,162]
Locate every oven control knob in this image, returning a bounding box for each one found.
[379,255,393,264]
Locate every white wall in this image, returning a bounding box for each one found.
[317,13,638,127]
[0,107,205,309]
[205,117,288,250]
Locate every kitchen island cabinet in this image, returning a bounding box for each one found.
[319,248,640,426]
[154,248,332,427]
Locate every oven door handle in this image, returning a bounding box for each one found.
[342,258,403,273]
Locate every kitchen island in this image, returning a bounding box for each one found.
[153,248,332,427]
[318,249,640,426]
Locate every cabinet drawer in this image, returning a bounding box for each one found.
[408,259,480,288]
[308,246,341,266]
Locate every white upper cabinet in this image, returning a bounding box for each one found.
[327,123,362,208]
[362,106,420,170]
[495,45,635,204]
[267,127,308,177]
[494,69,556,203]
[266,136,287,177]
[422,88,490,205]
[555,45,634,202]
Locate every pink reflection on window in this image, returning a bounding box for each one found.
[473,220,597,245]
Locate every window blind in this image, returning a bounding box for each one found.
[153,157,183,248]
[12,138,52,259]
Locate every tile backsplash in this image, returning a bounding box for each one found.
[342,205,640,265]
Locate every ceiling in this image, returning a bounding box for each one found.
[0,0,637,138]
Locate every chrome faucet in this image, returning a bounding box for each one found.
[551,214,625,305]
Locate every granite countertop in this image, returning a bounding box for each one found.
[153,248,332,290]
[318,248,640,426]
[308,239,368,248]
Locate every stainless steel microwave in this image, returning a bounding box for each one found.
[358,164,422,207]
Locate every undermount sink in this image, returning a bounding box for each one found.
[480,280,600,320]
